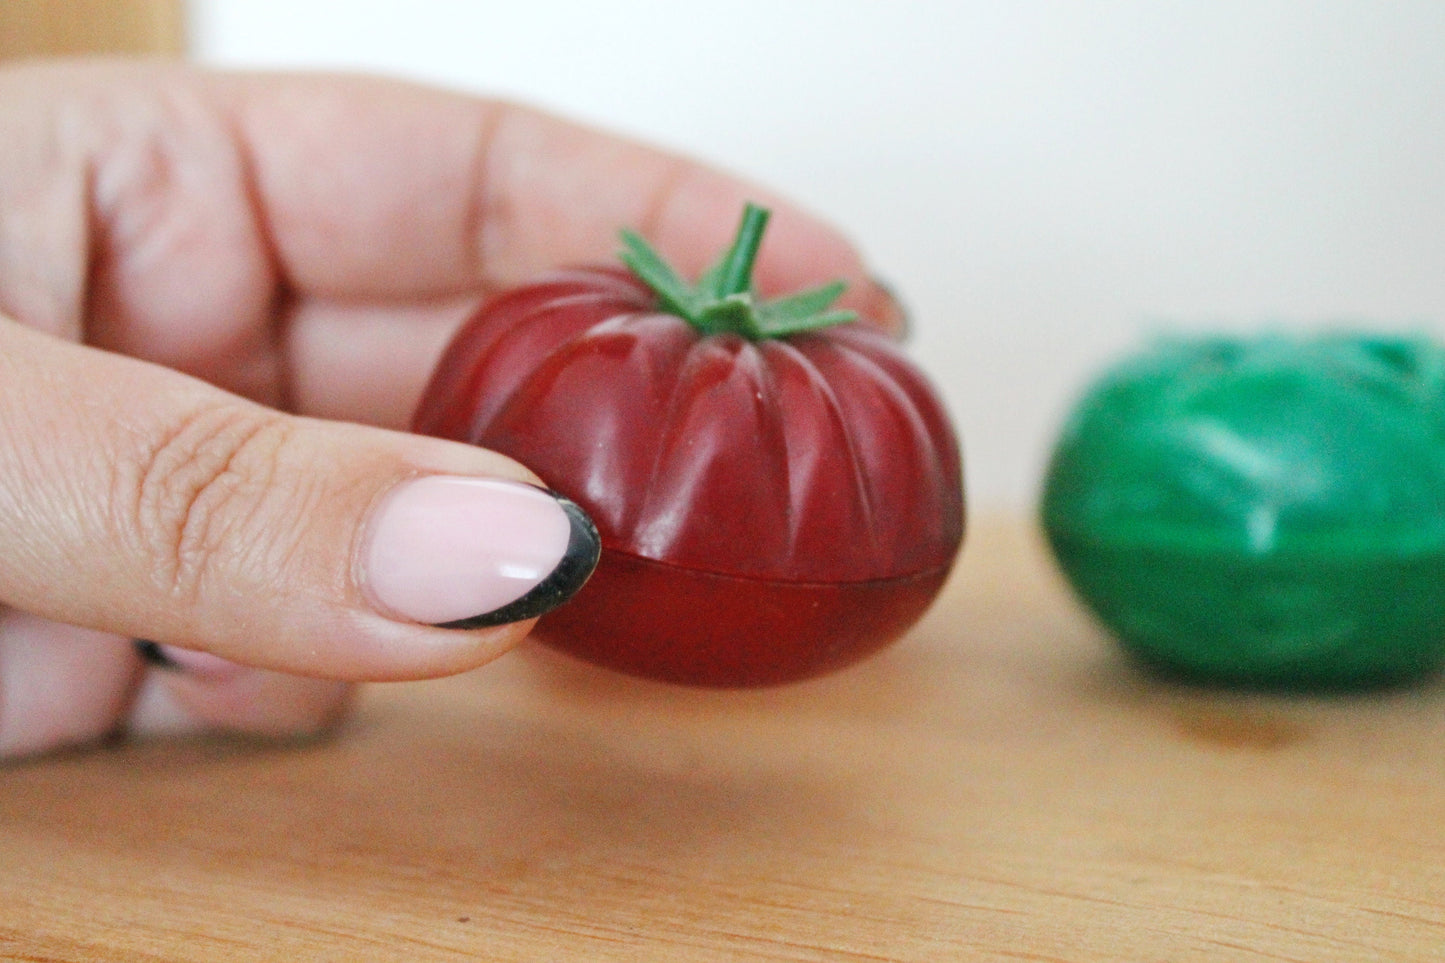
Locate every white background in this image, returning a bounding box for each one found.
[191,1,1445,510]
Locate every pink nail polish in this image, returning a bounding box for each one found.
[361,476,598,628]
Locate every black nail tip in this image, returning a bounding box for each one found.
[434,495,601,631]
[133,639,179,670]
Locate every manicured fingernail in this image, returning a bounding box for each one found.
[135,638,178,668]
[869,276,911,341]
[133,640,244,681]
[361,476,599,629]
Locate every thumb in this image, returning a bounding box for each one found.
[0,319,599,680]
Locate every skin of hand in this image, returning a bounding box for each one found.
[0,59,903,760]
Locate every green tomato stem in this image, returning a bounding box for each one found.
[713,204,770,298]
[618,202,857,341]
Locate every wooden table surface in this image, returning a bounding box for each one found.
[2,517,1443,961]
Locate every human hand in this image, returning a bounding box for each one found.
[0,60,901,759]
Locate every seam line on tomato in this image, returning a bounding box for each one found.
[598,545,957,587]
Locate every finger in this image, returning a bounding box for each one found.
[1,61,902,431]
[211,70,897,307]
[0,618,355,760]
[128,643,353,741]
[0,610,137,759]
[281,295,478,431]
[0,61,283,403]
[0,318,600,681]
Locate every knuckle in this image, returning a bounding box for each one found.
[127,403,304,601]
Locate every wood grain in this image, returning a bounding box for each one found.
[0,0,185,61]
[1,517,1443,960]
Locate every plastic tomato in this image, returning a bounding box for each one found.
[415,204,964,686]
[1041,332,1445,690]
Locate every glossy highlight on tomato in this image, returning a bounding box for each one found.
[414,206,964,686]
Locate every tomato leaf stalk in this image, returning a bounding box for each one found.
[619,203,857,340]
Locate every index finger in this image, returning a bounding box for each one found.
[217,71,901,323]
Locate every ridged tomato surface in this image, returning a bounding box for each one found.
[414,267,964,686]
